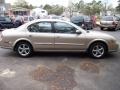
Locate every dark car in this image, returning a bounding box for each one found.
[70,16,94,30]
[14,16,24,27]
[0,16,15,30]
[23,16,34,23]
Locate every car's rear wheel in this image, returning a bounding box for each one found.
[16,42,33,57]
[100,27,104,30]
[114,26,119,31]
[88,42,107,59]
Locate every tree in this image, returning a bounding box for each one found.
[116,0,120,13]
[74,0,85,12]
[84,0,103,15]
[44,4,52,10]
[13,0,34,9]
[69,0,103,15]
[68,3,75,17]
[44,4,64,15]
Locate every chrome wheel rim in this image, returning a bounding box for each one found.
[92,45,104,58]
[18,44,30,56]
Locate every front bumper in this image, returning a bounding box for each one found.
[109,41,119,52]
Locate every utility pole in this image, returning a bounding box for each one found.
[68,0,73,17]
[104,0,108,15]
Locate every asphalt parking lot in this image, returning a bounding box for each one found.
[0,28,120,90]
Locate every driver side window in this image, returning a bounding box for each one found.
[54,22,77,34]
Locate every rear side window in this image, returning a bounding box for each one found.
[102,16,113,21]
[28,22,52,33]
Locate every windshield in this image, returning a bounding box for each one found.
[71,16,84,22]
[84,16,91,21]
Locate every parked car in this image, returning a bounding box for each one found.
[48,15,62,19]
[0,19,119,58]
[100,16,120,30]
[49,15,70,21]
[14,16,24,27]
[70,15,94,30]
[0,16,15,30]
[23,16,34,23]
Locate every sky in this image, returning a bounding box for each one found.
[5,0,118,8]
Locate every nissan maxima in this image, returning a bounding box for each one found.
[0,19,119,58]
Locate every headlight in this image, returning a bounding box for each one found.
[110,39,116,43]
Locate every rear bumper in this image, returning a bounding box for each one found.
[0,39,13,49]
[100,24,116,29]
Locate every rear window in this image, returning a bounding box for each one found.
[102,16,113,21]
[52,16,59,19]
[0,17,11,22]
[0,17,5,21]
[71,16,84,22]
[84,16,91,21]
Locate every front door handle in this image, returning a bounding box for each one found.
[56,36,60,38]
[29,35,32,37]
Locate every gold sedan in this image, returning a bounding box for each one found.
[0,19,119,58]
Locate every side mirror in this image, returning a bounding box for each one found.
[76,30,82,34]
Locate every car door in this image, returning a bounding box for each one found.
[54,21,86,50]
[27,21,54,50]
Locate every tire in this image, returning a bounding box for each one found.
[114,28,117,31]
[15,42,33,57]
[88,42,107,59]
[114,27,119,31]
[0,24,3,31]
[100,27,104,30]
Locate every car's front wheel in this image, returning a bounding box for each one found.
[88,42,107,59]
[15,42,33,57]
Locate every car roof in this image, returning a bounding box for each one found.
[18,19,70,28]
[25,19,69,25]
[17,19,86,33]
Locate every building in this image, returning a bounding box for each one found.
[9,7,30,16]
[0,0,11,16]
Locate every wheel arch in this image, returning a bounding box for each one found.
[87,39,108,52]
[13,38,33,51]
